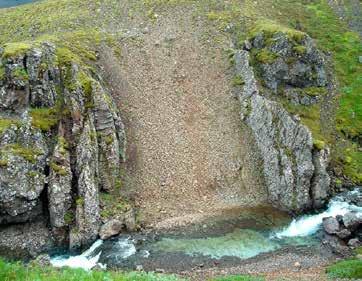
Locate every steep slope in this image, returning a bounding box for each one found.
[103,7,267,226]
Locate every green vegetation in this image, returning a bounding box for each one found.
[249,20,306,44]
[0,258,185,281]
[50,161,67,176]
[12,67,29,80]
[76,197,85,206]
[100,192,130,219]
[30,107,59,132]
[211,275,264,281]
[313,139,326,151]
[64,211,74,225]
[0,65,5,80]
[0,159,8,167]
[254,49,278,64]
[293,45,307,55]
[0,119,20,134]
[5,144,43,164]
[326,259,362,279]
[1,42,32,58]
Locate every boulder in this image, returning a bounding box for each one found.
[343,212,362,231]
[323,217,340,234]
[348,238,361,248]
[336,229,352,240]
[100,219,124,240]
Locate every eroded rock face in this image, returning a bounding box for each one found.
[0,42,126,256]
[250,31,327,92]
[235,46,330,213]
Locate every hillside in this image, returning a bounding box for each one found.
[0,0,361,280]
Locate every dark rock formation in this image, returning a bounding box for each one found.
[0,42,126,257]
[235,49,330,213]
[322,211,362,254]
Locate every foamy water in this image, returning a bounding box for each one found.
[51,240,104,270]
[275,189,362,238]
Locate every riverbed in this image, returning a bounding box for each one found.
[50,188,362,273]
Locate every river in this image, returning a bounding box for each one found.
[50,188,362,271]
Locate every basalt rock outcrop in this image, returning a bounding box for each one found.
[235,26,331,213]
[0,42,126,257]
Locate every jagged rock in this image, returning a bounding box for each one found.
[123,208,137,232]
[99,219,124,240]
[323,217,340,234]
[311,147,331,209]
[251,31,327,92]
[336,229,352,239]
[48,132,72,234]
[70,116,101,250]
[93,83,125,192]
[323,234,350,257]
[0,121,48,224]
[235,50,330,212]
[0,221,54,259]
[348,238,361,248]
[284,88,320,106]
[0,42,127,254]
[343,212,362,231]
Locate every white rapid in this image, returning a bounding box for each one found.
[50,237,137,270]
[50,240,104,270]
[274,188,362,238]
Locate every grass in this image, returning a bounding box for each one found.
[0,258,185,281]
[1,42,32,58]
[326,259,362,279]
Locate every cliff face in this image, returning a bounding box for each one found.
[0,42,126,258]
[234,27,331,213]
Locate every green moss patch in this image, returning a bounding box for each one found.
[254,49,278,64]
[0,119,20,134]
[30,107,59,132]
[249,20,306,44]
[1,42,32,59]
[50,161,67,176]
[5,144,43,163]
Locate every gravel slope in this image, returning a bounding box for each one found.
[102,5,267,225]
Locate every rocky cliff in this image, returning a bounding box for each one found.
[234,25,332,213]
[0,42,126,258]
